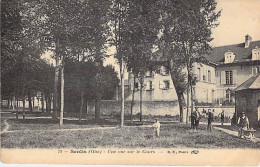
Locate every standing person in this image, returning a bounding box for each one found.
[194,108,201,131]
[237,112,249,138]
[191,110,196,129]
[207,109,214,131]
[152,119,161,137]
[219,110,225,125]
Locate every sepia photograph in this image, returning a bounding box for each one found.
[1,0,260,166]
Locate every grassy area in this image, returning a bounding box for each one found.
[1,123,260,149]
[5,118,118,131]
[1,118,6,131]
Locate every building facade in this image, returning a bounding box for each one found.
[126,35,260,106]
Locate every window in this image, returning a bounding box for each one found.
[159,80,170,90]
[252,46,260,61]
[225,89,234,103]
[161,66,169,75]
[203,75,206,81]
[252,67,258,76]
[197,68,201,81]
[224,52,235,63]
[208,70,211,82]
[145,70,153,77]
[226,89,231,102]
[225,71,233,85]
[146,81,153,90]
[134,82,139,89]
[164,81,170,89]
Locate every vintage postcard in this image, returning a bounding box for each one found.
[1,0,260,166]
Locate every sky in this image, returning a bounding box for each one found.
[211,0,260,46]
[42,0,260,72]
[104,0,260,72]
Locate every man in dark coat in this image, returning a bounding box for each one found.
[207,109,214,131]
[194,108,201,131]
[237,112,249,138]
[191,110,196,129]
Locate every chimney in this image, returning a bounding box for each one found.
[245,34,252,48]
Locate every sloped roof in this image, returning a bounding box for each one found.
[235,73,260,91]
[205,40,260,64]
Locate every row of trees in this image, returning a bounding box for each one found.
[1,0,220,126]
[112,0,220,124]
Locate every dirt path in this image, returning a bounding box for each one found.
[214,126,260,143]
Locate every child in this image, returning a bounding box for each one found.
[152,119,161,137]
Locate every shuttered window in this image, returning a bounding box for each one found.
[146,81,154,90]
[159,80,170,90]
[221,70,236,85]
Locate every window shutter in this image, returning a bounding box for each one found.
[221,71,225,84]
[138,82,141,90]
[146,82,150,90]
[152,81,155,90]
[130,83,134,91]
[212,70,216,83]
[233,70,236,85]
[159,81,164,89]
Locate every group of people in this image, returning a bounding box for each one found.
[152,109,251,138]
[191,108,225,131]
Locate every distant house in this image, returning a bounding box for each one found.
[125,35,260,107]
[234,73,260,128]
[205,34,260,106]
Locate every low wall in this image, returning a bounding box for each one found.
[86,100,180,116]
[65,100,235,119]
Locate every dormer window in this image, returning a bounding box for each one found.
[145,69,153,77]
[160,66,169,75]
[224,51,235,64]
[252,46,260,61]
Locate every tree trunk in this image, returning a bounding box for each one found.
[130,75,136,123]
[32,96,35,108]
[186,81,190,125]
[169,60,186,123]
[16,98,19,119]
[190,83,194,127]
[45,94,49,113]
[28,89,33,112]
[95,97,101,120]
[79,90,84,123]
[60,60,64,126]
[22,96,25,121]
[86,100,88,116]
[139,75,143,122]
[41,92,44,112]
[22,87,25,122]
[16,98,19,110]
[53,54,59,119]
[37,93,40,112]
[12,95,15,110]
[177,92,185,122]
[120,57,125,127]
[8,97,10,109]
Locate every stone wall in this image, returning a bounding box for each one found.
[86,100,180,116]
[85,100,235,119]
